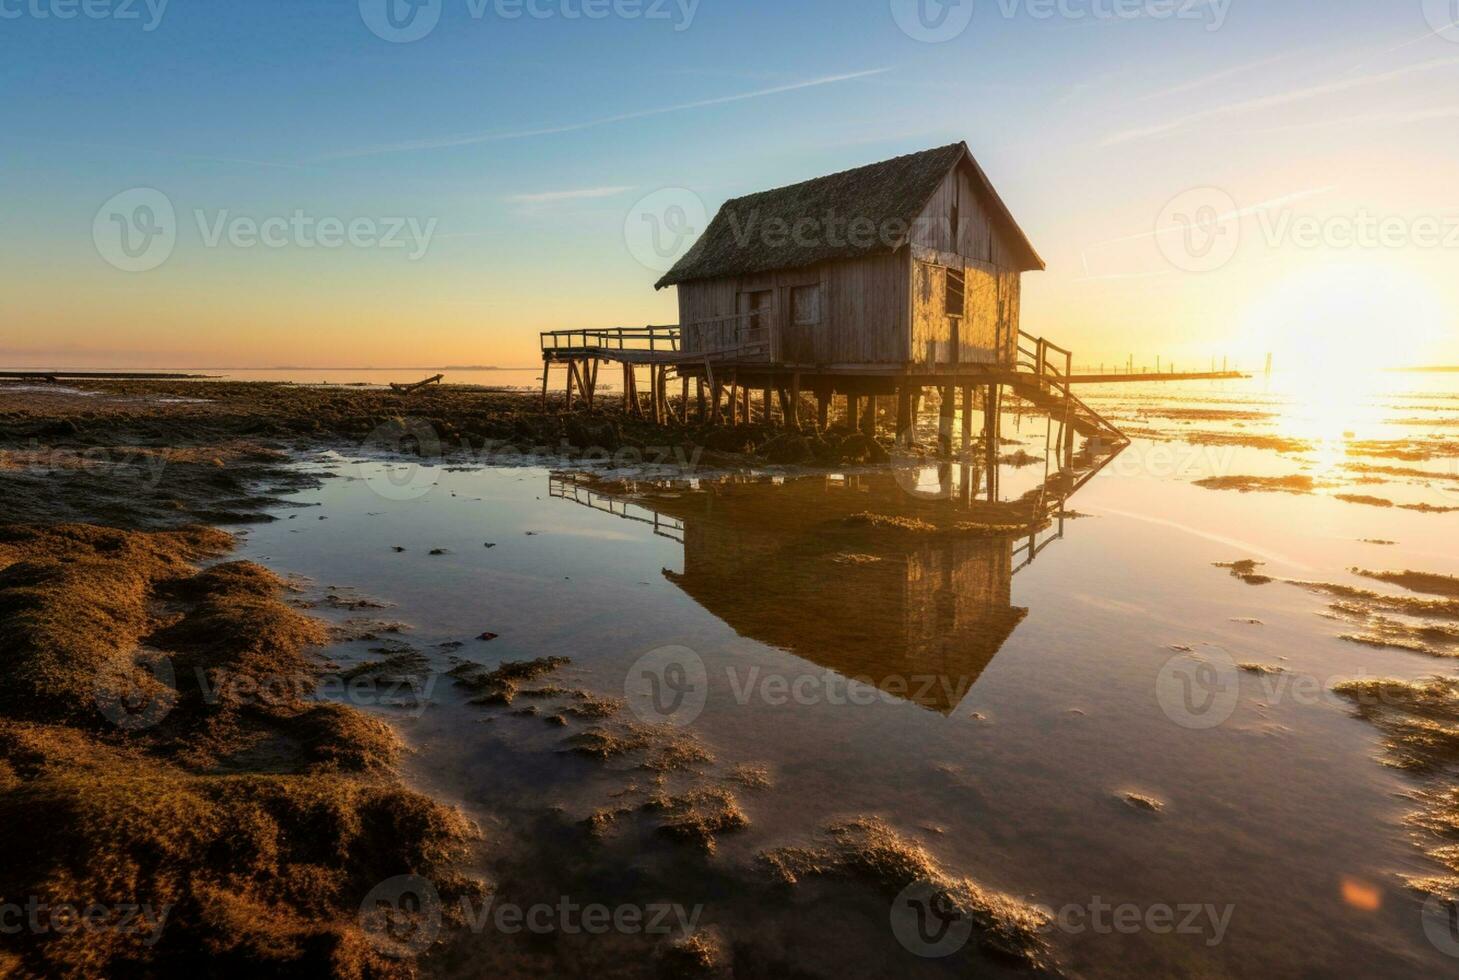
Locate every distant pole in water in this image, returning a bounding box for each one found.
[1264,352,1273,376]
[1156,355,1161,373]
[1223,355,1228,373]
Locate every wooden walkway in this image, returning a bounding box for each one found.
[538,321,1211,452]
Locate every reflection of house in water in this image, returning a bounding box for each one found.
[550,448,1118,715]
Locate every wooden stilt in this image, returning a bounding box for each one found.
[983,383,1000,502]
[622,364,632,413]
[710,380,723,425]
[696,378,707,421]
[896,386,912,446]
[938,384,954,456]
[789,373,802,431]
[863,395,877,438]
[541,361,550,410]
[584,359,598,409]
[679,375,689,425]
[961,385,973,451]
[565,358,576,411]
[846,394,860,433]
[762,385,772,424]
[728,372,740,426]
[741,385,750,424]
[816,387,829,431]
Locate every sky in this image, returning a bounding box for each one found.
[2,0,1456,372]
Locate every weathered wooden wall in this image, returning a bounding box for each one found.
[676,251,908,365]
[906,164,1025,368]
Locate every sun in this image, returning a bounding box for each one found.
[1243,260,1446,384]
[1240,261,1448,471]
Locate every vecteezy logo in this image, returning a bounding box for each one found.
[93,188,176,273]
[359,875,443,958]
[890,0,975,43]
[889,455,959,501]
[1423,894,1459,957]
[93,650,177,730]
[1155,187,1240,273]
[359,0,443,43]
[359,417,445,501]
[1155,645,1240,730]
[623,188,708,273]
[1423,0,1459,43]
[890,879,973,957]
[624,645,708,726]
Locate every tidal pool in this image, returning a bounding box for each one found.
[237,376,1459,977]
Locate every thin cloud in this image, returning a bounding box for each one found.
[1089,186,1335,250]
[323,69,891,160]
[1218,104,1459,136]
[1104,55,1459,145]
[1133,51,1296,103]
[1347,18,1459,73]
[506,185,634,204]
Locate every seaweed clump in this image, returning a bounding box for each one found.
[758,816,1051,968]
[1333,677,1459,901]
[643,786,750,854]
[565,721,714,773]
[1213,559,1272,585]
[450,656,571,705]
[659,927,731,979]
[1352,569,1459,599]
[1194,474,1317,494]
[0,523,477,977]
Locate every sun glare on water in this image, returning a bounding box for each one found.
[1242,263,1446,474]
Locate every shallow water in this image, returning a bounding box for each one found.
[237,374,1459,978]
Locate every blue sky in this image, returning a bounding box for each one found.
[2,0,1456,368]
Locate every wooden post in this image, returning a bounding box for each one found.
[741,385,750,424]
[696,377,707,421]
[938,384,954,456]
[565,358,576,411]
[961,385,973,451]
[584,359,598,410]
[622,364,632,413]
[711,380,723,425]
[863,395,877,438]
[762,385,772,424]
[541,361,550,410]
[984,384,999,502]
[789,372,802,431]
[816,386,829,432]
[846,394,860,433]
[679,375,689,425]
[728,372,740,426]
[896,386,912,446]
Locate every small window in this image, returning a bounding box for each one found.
[791,285,821,326]
[946,269,965,319]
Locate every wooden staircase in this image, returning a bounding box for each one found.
[1012,331,1128,447]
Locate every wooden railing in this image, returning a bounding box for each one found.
[681,311,774,362]
[540,313,773,363]
[548,475,685,542]
[1016,329,1072,396]
[540,325,681,354]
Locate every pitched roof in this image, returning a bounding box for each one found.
[654,142,1043,289]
